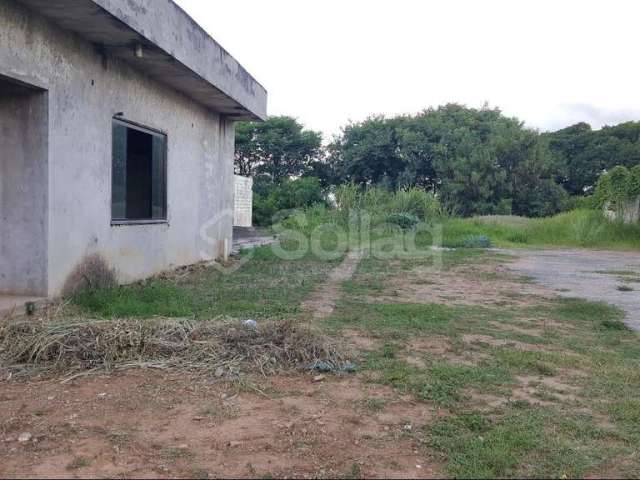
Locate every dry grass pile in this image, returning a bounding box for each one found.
[0,317,349,379]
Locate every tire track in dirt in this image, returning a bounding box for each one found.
[302,249,363,319]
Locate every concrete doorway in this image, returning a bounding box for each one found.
[0,74,48,310]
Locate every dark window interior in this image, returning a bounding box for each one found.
[126,129,153,219]
[112,120,166,222]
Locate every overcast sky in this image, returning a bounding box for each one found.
[176,0,640,139]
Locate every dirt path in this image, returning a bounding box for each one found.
[302,249,363,319]
[500,248,640,331]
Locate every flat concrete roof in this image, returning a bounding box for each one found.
[15,0,267,121]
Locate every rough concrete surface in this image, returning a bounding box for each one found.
[501,248,640,331]
[233,176,253,228]
[1,0,262,296]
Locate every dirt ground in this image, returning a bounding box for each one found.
[0,251,440,479]
[2,247,637,478]
[371,262,553,308]
[500,248,640,330]
[0,371,440,479]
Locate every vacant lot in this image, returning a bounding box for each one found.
[1,245,640,478]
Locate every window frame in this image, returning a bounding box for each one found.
[110,117,169,226]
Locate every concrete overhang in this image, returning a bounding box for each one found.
[14,0,268,121]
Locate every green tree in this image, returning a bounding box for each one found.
[330,104,567,217]
[234,116,323,183]
[546,121,640,195]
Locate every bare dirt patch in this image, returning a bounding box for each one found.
[488,321,544,338]
[302,250,363,319]
[342,329,382,351]
[462,334,548,352]
[467,374,581,410]
[402,337,489,368]
[371,262,554,309]
[0,371,440,479]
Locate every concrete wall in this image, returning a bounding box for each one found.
[233,176,253,227]
[0,1,236,296]
[0,83,49,295]
[604,197,640,224]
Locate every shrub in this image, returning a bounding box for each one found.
[568,195,597,211]
[630,165,640,198]
[277,177,325,210]
[609,166,632,206]
[253,177,326,226]
[594,164,640,211]
[391,188,441,219]
[462,235,492,248]
[386,212,420,230]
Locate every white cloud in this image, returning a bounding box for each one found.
[175,0,640,137]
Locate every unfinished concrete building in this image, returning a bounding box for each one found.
[0,0,267,311]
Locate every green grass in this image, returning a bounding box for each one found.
[325,301,466,338]
[73,245,341,319]
[425,407,623,478]
[326,241,640,477]
[430,209,640,250]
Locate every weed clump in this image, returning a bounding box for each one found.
[62,254,117,297]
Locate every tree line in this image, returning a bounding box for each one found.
[234,105,640,218]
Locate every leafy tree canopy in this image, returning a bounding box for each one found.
[235,116,323,183]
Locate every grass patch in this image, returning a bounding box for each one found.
[600,319,630,331]
[550,298,625,324]
[325,302,462,337]
[365,346,511,407]
[425,407,619,478]
[72,246,340,319]
[66,457,91,470]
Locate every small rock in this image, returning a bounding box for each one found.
[18,432,32,443]
[243,319,258,330]
[416,465,422,469]
[192,416,205,422]
[228,441,242,448]
[47,396,55,401]
[97,393,107,398]
[403,423,413,432]
[313,375,326,383]
[214,367,225,378]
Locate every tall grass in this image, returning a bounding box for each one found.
[334,184,443,224]
[440,209,640,250]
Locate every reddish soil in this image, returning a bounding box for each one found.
[0,370,443,478]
